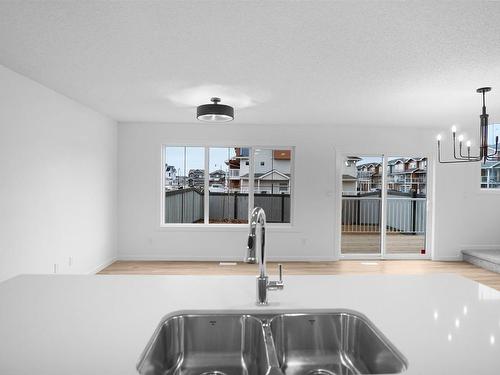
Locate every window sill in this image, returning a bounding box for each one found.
[478,188,500,193]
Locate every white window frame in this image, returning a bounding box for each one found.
[478,123,500,192]
[160,145,295,228]
[479,161,500,193]
[336,152,434,260]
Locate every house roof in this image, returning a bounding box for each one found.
[209,169,226,175]
[391,168,425,175]
[388,157,427,165]
[482,161,500,169]
[240,169,291,180]
[357,162,381,169]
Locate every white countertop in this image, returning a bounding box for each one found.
[0,273,499,375]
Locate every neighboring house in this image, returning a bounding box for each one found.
[481,160,500,188]
[209,169,226,185]
[352,157,427,194]
[225,147,249,192]
[386,157,427,194]
[342,156,362,194]
[164,164,177,189]
[187,169,205,188]
[357,162,383,192]
[239,149,291,194]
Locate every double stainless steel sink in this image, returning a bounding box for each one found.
[137,310,407,375]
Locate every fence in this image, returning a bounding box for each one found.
[165,189,290,223]
[342,194,426,234]
[164,188,204,223]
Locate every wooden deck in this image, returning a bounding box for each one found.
[341,225,425,254]
[341,233,425,254]
[99,260,500,291]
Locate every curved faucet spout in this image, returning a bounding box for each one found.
[246,207,266,277]
[245,207,283,305]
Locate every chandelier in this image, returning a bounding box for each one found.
[437,87,498,164]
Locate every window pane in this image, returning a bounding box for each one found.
[385,156,427,255]
[164,146,205,223]
[252,148,292,223]
[208,147,249,224]
[481,124,500,189]
[341,156,382,254]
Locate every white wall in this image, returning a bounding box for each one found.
[0,65,117,282]
[118,122,500,262]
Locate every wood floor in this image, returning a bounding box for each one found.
[99,260,500,291]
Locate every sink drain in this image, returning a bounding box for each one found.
[307,370,337,375]
[200,371,228,375]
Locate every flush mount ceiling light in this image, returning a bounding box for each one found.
[197,97,234,123]
[437,87,499,164]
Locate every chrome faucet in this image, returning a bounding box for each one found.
[245,207,284,305]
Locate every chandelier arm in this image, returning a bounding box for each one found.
[457,143,477,160]
[459,142,466,158]
[449,137,477,160]
[452,135,474,160]
[438,143,481,163]
[452,134,460,159]
[458,146,480,160]
[485,136,499,158]
[438,158,482,164]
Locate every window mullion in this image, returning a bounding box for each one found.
[248,147,255,220]
[204,147,210,224]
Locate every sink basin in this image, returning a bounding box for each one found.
[138,310,407,375]
[137,313,271,375]
[270,312,407,375]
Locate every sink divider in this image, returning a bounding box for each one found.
[261,319,281,371]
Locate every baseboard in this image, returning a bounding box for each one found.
[461,244,500,251]
[89,256,117,274]
[117,253,336,262]
[432,255,463,261]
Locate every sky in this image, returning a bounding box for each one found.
[164,146,424,175]
[165,147,236,176]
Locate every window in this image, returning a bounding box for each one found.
[162,146,294,225]
[208,147,248,224]
[481,124,500,189]
[252,148,293,223]
[163,147,205,223]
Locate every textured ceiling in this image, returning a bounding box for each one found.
[1,1,500,128]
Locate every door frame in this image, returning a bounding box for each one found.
[336,152,433,260]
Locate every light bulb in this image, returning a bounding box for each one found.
[466,140,472,148]
[458,134,464,142]
[436,134,442,141]
[451,125,457,133]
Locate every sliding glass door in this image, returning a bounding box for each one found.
[340,155,429,258]
[341,156,383,255]
[385,156,427,255]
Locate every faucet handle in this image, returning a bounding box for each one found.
[268,264,284,291]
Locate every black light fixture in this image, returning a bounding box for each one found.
[197,97,234,123]
[437,87,499,164]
